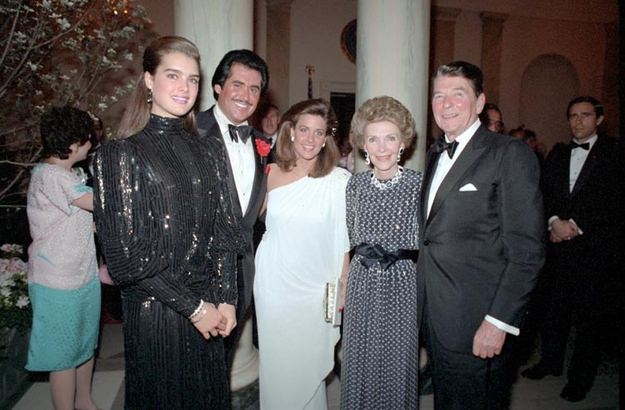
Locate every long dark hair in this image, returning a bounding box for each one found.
[116,36,201,138]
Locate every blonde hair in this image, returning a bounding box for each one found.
[275,99,340,178]
[351,96,416,150]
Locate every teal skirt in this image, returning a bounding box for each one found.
[26,277,100,371]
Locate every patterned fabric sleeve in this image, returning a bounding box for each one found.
[41,166,92,215]
[345,175,358,250]
[93,140,200,317]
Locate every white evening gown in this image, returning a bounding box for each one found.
[254,167,350,410]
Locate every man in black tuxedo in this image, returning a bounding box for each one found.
[417,61,545,409]
[197,50,270,362]
[522,96,624,402]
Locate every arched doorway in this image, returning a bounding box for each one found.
[519,54,579,152]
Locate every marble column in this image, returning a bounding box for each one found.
[355,0,430,173]
[264,0,292,111]
[480,12,508,105]
[174,0,254,110]
[174,0,259,392]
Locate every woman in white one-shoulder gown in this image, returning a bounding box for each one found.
[255,99,350,410]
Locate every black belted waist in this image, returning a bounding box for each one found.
[354,243,419,271]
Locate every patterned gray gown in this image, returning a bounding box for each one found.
[340,168,422,410]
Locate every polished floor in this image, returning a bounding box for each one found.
[12,323,620,410]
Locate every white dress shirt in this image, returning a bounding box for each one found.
[569,134,598,192]
[427,119,519,336]
[547,134,598,230]
[214,104,256,215]
[426,119,480,217]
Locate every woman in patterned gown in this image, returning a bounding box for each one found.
[93,36,243,409]
[340,96,422,409]
[255,99,350,409]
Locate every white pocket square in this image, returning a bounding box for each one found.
[459,183,478,192]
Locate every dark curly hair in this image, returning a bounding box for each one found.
[40,106,95,159]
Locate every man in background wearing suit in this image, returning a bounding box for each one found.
[197,50,270,362]
[417,61,545,409]
[522,96,624,402]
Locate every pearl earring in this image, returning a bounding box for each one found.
[364,151,371,165]
[397,147,404,163]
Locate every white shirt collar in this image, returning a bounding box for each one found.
[444,119,482,158]
[573,133,598,148]
[213,104,249,136]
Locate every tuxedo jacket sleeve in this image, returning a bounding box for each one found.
[541,136,624,261]
[418,128,545,352]
[197,108,268,317]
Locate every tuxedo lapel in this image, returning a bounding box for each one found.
[427,131,487,224]
[243,140,264,221]
[204,118,244,220]
[570,139,603,198]
[422,148,440,227]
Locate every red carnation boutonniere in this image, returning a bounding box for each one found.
[254,136,272,174]
[254,137,272,158]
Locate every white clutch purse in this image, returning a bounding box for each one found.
[324,276,342,326]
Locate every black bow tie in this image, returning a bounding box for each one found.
[228,124,253,143]
[433,139,459,159]
[570,141,590,150]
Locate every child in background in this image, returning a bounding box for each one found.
[26,106,100,410]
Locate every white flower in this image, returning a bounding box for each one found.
[41,0,52,9]
[0,287,11,298]
[26,62,39,72]
[0,259,9,275]
[57,17,71,30]
[1,244,23,254]
[16,296,30,308]
[124,52,133,61]
[98,102,107,110]
[7,258,27,274]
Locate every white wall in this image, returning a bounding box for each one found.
[289,0,357,106]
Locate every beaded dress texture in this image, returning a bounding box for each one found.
[340,168,422,410]
[26,164,100,371]
[93,115,243,410]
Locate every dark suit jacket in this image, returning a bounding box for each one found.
[417,126,545,353]
[541,136,624,272]
[197,107,267,320]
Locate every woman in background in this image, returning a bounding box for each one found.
[93,36,242,409]
[340,96,422,409]
[255,99,350,409]
[26,105,100,410]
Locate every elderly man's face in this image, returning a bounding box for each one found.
[432,75,485,141]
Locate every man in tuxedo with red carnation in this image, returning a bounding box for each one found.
[197,49,270,364]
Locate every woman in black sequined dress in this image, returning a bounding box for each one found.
[93,36,243,410]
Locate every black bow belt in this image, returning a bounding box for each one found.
[354,243,419,270]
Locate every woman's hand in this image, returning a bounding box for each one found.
[192,303,225,339]
[217,303,237,337]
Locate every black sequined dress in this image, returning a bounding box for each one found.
[93,115,243,410]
